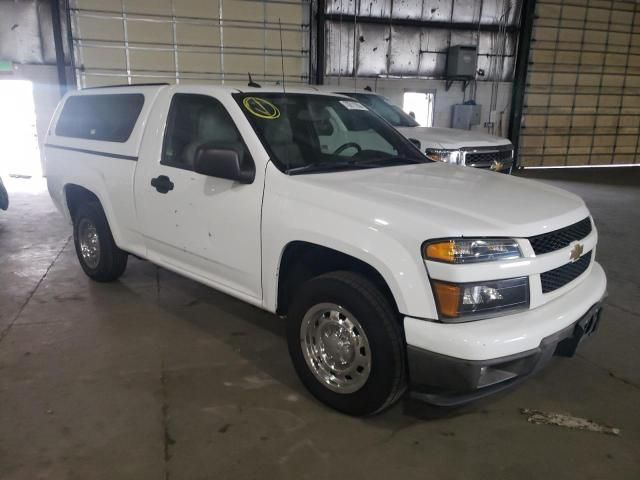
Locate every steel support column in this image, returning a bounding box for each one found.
[508,0,536,168]
[50,0,68,96]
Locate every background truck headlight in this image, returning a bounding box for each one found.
[424,149,462,164]
[432,277,530,322]
[424,238,522,264]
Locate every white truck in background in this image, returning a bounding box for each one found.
[324,87,515,173]
[45,83,606,416]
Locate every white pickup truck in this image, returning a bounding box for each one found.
[45,84,606,416]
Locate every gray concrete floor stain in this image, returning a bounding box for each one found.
[0,172,639,479]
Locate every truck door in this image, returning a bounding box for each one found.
[134,92,264,301]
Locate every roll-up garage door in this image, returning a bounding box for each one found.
[69,0,310,87]
[519,0,640,167]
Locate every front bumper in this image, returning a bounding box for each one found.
[404,261,607,406]
[407,302,603,406]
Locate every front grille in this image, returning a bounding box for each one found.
[463,149,513,170]
[528,217,592,255]
[541,251,592,293]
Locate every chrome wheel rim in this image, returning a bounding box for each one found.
[78,218,100,269]
[300,303,372,394]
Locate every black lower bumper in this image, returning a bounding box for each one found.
[408,302,604,406]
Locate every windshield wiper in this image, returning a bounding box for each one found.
[287,160,370,175]
[353,155,425,167]
[287,155,424,175]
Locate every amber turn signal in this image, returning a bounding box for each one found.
[425,241,456,263]
[432,281,461,318]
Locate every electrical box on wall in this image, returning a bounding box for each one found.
[446,45,478,79]
[452,103,482,130]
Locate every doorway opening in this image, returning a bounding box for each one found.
[402,91,435,128]
[0,80,42,178]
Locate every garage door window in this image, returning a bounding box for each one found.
[55,94,144,142]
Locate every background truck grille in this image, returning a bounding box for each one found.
[528,217,592,255]
[541,251,592,293]
[463,149,513,171]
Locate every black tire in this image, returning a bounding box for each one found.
[0,177,8,211]
[287,271,406,416]
[72,202,128,282]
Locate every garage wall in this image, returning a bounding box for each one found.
[519,0,640,167]
[70,0,310,87]
[320,0,521,133]
[323,0,520,81]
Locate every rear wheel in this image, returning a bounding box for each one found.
[287,271,406,416]
[72,202,128,282]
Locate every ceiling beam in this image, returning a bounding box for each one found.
[323,14,519,33]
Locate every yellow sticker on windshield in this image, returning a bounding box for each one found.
[243,97,280,120]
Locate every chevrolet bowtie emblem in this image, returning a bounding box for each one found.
[570,243,584,262]
[490,160,504,171]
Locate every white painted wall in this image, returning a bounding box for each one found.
[324,76,513,137]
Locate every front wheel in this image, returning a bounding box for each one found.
[287,271,406,416]
[72,202,128,282]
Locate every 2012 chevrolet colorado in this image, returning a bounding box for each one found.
[45,84,606,416]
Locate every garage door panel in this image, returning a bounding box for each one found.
[176,24,221,46]
[75,16,124,41]
[74,0,121,11]
[223,54,266,74]
[542,155,566,166]
[83,75,127,88]
[265,30,304,50]
[519,0,640,167]
[265,56,305,79]
[173,0,220,17]
[129,50,175,72]
[70,0,309,86]
[222,1,258,20]
[124,0,173,15]
[80,47,127,69]
[613,154,635,164]
[179,52,222,73]
[126,20,173,44]
[266,2,305,24]
[224,27,265,49]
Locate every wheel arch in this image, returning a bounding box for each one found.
[276,240,401,317]
[63,183,126,250]
[64,183,101,220]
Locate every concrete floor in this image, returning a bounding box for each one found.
[0,169,638,480]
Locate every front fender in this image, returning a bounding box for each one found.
[261,168,438,318]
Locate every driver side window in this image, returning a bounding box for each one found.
[162,94,250,171]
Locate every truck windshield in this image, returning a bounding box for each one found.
[347,93,420,128]
[233,93,427,174]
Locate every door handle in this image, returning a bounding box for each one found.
[150,175,174,194]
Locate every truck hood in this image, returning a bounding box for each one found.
[396,126,512,150]
[294,162,589,238]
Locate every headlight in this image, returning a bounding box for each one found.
[432,277,530,322]
[425,149,461,164]
[424,238,522,264]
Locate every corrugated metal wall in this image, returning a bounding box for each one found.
[519,0,640,167]
[69,0,310,87]
[323,0,521,81]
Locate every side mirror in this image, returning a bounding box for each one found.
[193,147,255,184]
